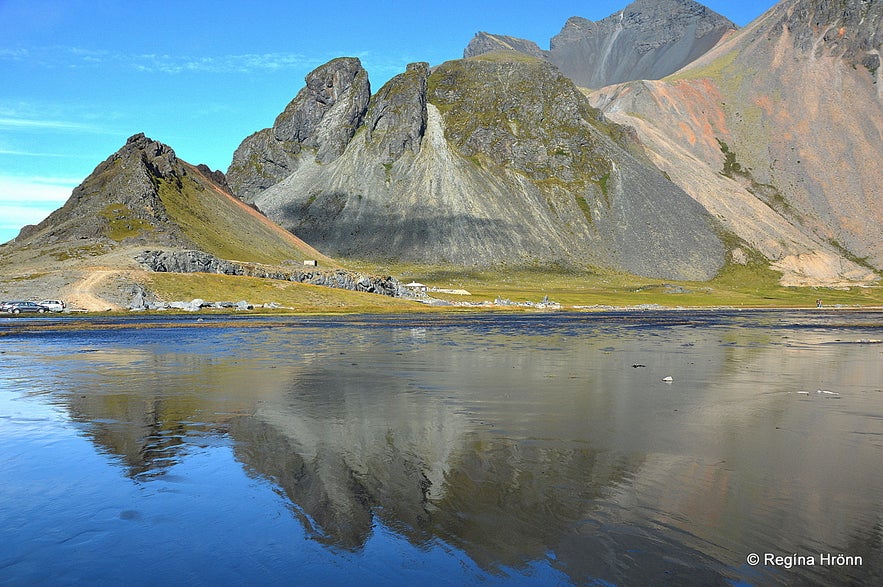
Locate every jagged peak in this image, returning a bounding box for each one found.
[272,56,370,160]
[115,132,180,179]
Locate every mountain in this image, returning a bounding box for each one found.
[0,133,333,308]
[11,133,325,265]
[465,0,736,89]
[227,54,727,280]
[590,0,881,285]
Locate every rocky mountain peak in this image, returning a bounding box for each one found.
[589,0,882,284]
[550,0,736,88]
[10,129,323,274]
[272,56,371,161]
[227,57,371,202]
[464,0,736,89]
[14,133,187,245]
[364,62,430,164]
[121,132,180,180]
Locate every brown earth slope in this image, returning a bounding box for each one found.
[591,0,882,285]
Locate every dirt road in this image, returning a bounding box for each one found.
[63,269,124,311]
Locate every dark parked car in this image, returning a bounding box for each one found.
[1,301,50,314]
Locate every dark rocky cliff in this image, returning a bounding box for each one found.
[227,57,371,202]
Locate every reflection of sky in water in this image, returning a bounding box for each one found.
[1,311,881,585]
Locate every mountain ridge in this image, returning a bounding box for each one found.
[232,52,728,280]
[2,0,880,303]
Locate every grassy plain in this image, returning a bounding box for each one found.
[357,260,883,310]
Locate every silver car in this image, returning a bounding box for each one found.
[39,300,66,312]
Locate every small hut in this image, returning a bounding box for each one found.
[404,282,428,294]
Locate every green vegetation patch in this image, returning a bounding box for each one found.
[575,194,593,223]
[667,47,740,83]
[426,57,614,193]
[716,139,798,218]
[157,173,309,265]
[52,243,108,261]
[467,50,544,65]
[100,203,153,241]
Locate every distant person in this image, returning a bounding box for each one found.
[816,298,823,308]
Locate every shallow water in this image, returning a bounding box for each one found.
[1,311,881,586]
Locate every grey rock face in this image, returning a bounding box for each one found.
[550,0,736,88]
[764,0,881,69]
[273,56,371,162]
[364,62,429,164]
[227,57,371,202]
[227,129,301,203]
[463,32,549,59]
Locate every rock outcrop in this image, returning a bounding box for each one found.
[364,62,429,165]
[227,57,371,202]
[6,132,329,273]
[16,133,192,247]
[136,250,405,297]
[464,32,549,60]
[232,53,727,280]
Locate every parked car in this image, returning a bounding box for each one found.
[1,301,50,314]
[39,300,66,312]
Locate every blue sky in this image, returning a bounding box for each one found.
[0,0,775,244]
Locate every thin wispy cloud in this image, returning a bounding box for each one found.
[0,116,105,133]
[0,149,84,158]
[1,45,326,74]
[0,176,77,241]
[134,52,323,74]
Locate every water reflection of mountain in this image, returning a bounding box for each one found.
[47,314,883,585]
[229,412,643,563]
